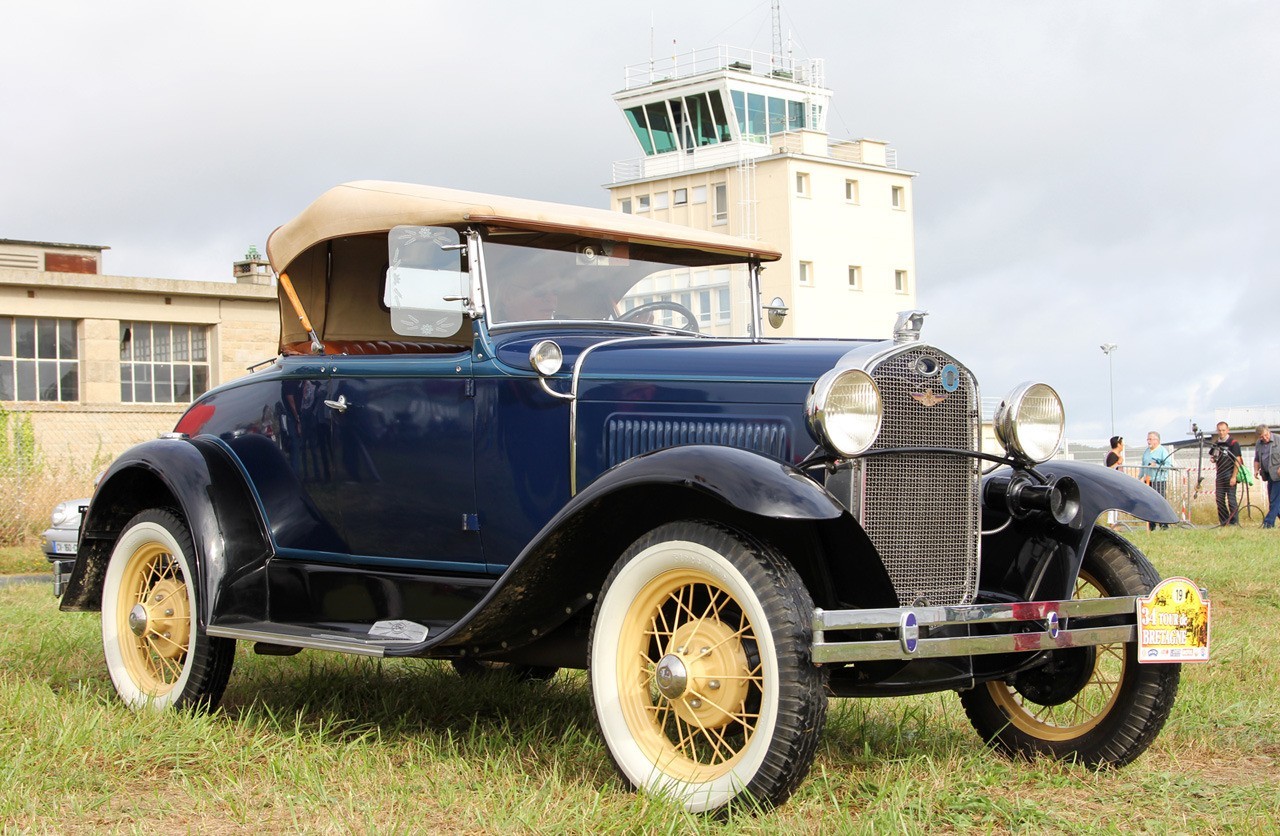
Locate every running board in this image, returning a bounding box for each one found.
[208,619,433,658]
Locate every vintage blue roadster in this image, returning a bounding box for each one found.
[60,181,1195,813]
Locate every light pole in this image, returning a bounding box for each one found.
[1100,343,1118,437]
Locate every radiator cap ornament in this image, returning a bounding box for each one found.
[893,310,928,344]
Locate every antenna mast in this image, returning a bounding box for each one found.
[771,0,783,70]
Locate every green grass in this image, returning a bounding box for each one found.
[0,544,48,575]
[2,528,1277,832]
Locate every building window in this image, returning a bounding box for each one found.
[692,185,707,204]
[845,179,860,203]
[848,265,862,290]
[798,261,813,285]
[716,287,731,323]
[795,172,810,197]
[652,191,669,210]
[0,316,78,401]
[892,185,905,209]
[637,194,651,212]
[674,188,688,206]
[895,270,909,293]
[620,198,632,214]
[120,322,210,404]
[712,183,728,224]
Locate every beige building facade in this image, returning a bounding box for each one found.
[1,240,278,468]
[606,46,918,340]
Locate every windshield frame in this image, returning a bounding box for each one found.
[475,227,763,339]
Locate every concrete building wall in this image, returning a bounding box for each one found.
[607,137,917,340]
[1,267,277,467]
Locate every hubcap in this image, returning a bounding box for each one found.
[988,569,1125,738]
[655,654,688,699]
[128,604,148,637]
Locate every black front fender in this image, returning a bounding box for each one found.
[384,445,846,657]
[574,445,845,521]
[1033,459,1179,526]
[979,460,1177,603]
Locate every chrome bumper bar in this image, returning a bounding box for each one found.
[50,559,75,597]
[811,596,1137,664]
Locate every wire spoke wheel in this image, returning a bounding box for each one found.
[620,571,764,780]
[102,509,234,711]
[115,542,193,695]
[590,521,826,814]
[986,570,1122,738]
[960,528,1181,767]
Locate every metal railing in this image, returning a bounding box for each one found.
[612,134,899,183]
[622,45,824,90]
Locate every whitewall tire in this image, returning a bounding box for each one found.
[589,521,826,813]
[101,509,234,711]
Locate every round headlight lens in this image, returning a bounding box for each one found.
[51,503,72,527]
[529,340,564,376]
[994,382,1065,463]
[807,369,883,456]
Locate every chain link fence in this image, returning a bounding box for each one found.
[1,403,183,546]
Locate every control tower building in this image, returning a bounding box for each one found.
[606,44,917,338]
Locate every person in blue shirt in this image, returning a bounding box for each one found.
[1254,424,1280,529]
[1141,431,1173,530]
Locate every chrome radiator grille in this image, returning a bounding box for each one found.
[860,347,981,606]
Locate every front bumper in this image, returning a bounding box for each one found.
[41,529,78,597]
[812,596,1138,664]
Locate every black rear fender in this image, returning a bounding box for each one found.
[59,437,269,622]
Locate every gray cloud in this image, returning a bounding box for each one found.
[2,0,1275,443]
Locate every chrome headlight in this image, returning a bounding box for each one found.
[50,501,76,527]
[993,382,1065,463]
[529,340,564,376]
[806,369,883,456]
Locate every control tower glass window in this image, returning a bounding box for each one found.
[707,91,732,142]
[644,102,677,153]
[627,93,733,155]
[624,107,655,155]
[730,90,807,144]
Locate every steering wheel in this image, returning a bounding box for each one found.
[618,300,701,334]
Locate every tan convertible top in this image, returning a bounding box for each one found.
[266,180,781,273]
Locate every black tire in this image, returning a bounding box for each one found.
[959,528,1180,766]
[101,509,235,711]
[450,659,559,682]
[588,521,827,814]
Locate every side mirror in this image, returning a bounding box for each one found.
[764,297,789,330]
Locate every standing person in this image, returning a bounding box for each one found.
[1254,424,1280,529]
[1104,436,1124,528]
[1210,421,1244,526]
[1141,431,1173,530]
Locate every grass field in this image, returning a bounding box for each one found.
[2,528,1277,833]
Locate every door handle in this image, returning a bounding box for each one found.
[323,394,349,413]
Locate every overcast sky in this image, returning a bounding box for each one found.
[3,1,1275,444]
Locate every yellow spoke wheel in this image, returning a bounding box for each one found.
[114,543,193,696]
[985,569,1123,739]
[590,521,826,814]
[617,568,763,782]
[101,509,235,711]
[959,529,1181,767]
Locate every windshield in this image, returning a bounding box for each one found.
[481,234,756,337]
